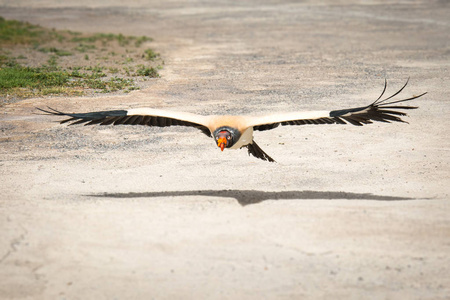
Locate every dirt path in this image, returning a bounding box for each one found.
[1,1,450,299]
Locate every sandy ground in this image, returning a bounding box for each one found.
[1,1,450,299]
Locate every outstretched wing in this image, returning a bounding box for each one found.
[247,79,426,131]
[36,107,212,137]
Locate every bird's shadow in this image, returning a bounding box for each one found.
[88,190,422,206]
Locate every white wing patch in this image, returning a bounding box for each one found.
[127,108,210,127]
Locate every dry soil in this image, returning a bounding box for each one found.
[0,1,449,299]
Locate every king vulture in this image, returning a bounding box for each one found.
[37,79,426,162]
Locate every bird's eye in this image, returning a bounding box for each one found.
[215,137,219,140]
[227,136,231,140]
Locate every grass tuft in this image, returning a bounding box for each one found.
[0,16,162,104]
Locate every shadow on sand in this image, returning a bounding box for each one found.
[89,190,418,206]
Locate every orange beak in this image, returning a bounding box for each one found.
[217,137,227,151]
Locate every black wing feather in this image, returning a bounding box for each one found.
[36,107,211,137]
[253,79,426,131]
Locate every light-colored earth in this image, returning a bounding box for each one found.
[1,1,449,299]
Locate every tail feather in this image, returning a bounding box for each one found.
[245,141,276,162]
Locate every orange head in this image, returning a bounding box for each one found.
[215,130,231,151]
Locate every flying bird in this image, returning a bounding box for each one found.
[37,79,426,162]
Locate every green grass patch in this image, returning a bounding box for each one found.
[135,65,159,77]
[143,48,159,61]
[0,16,45,45]
[0,16,162,103]
[38,47,72,56]
[135,36,153,47]
[74,43,96,52]
[0,66,69,89]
